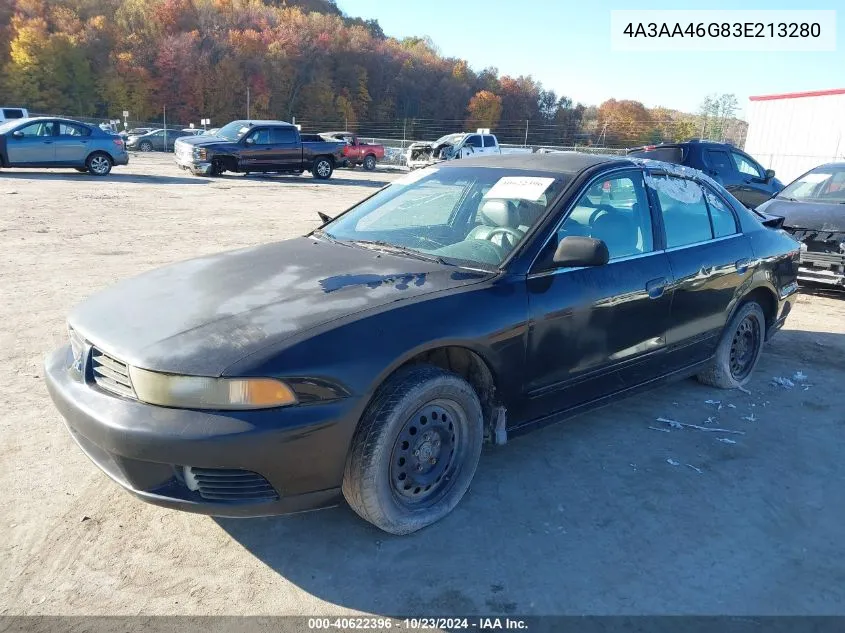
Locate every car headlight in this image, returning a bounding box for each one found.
[128,366,297,410]
[193,147,207,160]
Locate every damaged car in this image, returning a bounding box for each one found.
[46,153,799,535]
[406,132,500,169]
[756,163,845,288]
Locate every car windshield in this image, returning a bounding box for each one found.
[0,119,23,134]
[320,167,569,268]
[433,133,465,146]
[779,166,845,203]
[215,121,251,141]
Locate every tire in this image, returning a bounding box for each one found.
[343,365,484,535]
[697,301,766,389]
[208,159,224,177]
[363,154,377,171]
[312,157,333,180]
[139,141,153,152]
[86,152,113,176]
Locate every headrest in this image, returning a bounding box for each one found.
[517,200,545,227]
[479,199,518,227]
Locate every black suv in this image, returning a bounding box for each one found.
[628,140,784,209]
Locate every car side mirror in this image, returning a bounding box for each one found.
[244,137,255,145]
[553,236,609,268]
[12,130,23,138]
[764,169,775,181]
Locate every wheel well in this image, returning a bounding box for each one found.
[213,155,237,171]
[86,150,114,163]
[400,346,497,438]
[365,153,376,159]
[741,287,777,328]
[315,154,334,165]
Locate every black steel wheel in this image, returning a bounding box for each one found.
[697,301,766,389]
[343,365,484,534]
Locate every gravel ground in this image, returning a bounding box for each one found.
[1,154,844,616]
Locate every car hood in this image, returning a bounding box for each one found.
[757,197,845,232]
[174,135,234,148]
[69,237,492,376]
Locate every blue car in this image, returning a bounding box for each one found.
[0,117,129,176]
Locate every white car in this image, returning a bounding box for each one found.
[406,131,501,169]
[0,106,29,123]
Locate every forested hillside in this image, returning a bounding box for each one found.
[0,0,745,146]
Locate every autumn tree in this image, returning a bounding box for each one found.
[466,90,502,130]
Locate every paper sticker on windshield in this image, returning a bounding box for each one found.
[801,173,831,183]
[484,177,555,201]
[393,168,438,186]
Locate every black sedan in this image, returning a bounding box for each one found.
[45,153,800,534]
[756,163,845,288]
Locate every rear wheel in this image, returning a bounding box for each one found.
[343,365,483,535]
[697,301,765,389]
[363,154,377,171]
[313,157,333,180]
[86,152,112,176]
[139,141,153,152]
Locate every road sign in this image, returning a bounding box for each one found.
[122,110,129,118]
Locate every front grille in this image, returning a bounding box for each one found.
[91,347,137,399]
[184,467,279,503]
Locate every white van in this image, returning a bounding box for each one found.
[0,107,29,122]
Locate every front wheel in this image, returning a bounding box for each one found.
[312,157,333,180]
[86,152,113,176]
[697,301,766,389]
[343,365,483,535]
[139,141,153,152]
[363,155,377,171]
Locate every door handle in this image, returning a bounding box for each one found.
[735,258,749,274]
[645,277,668,299]
[699,266,714,278]
[43,141,53,144]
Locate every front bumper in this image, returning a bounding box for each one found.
[174,154,211,175]
[798,251,845,287]
[45,345,360,517]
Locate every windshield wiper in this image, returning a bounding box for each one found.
[347,240,453,265]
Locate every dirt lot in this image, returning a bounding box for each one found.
[1,153,844,616]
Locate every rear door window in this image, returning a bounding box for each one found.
[483,135,497,148]
[271,127,297,144]
[702,187,738,238]
[58,123,91,137]
[704,149,736,178]
[652,176,713,248]
[2,108,26,119]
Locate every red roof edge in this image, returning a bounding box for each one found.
[750,88,845,101]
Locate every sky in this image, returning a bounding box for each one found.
[335,0,844,117]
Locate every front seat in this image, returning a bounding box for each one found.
[589,210,638,259]
[467,199,523,251]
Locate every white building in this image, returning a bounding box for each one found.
[744,88,845,184]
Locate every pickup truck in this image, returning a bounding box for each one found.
[321,131,385,170]
[406,132,502,169]
[174,120,346,179]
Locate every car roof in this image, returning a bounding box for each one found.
[230,119,295,128]
[439,152,629,175]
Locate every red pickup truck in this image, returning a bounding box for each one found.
[322,131,384,171]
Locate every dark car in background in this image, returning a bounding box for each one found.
[0,117,128,175]
[174,119,345,178]
[126,128,193,152]
[628,139,784,209]
[45,153,799,534]
[756,163,845,288]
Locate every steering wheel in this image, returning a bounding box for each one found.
[588,204,622,225]
[483,226,524,246]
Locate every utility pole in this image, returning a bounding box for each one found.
[163,105,167,151]
[246,86,251,119]
[524,119,529,147]
[402,118,407,148]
